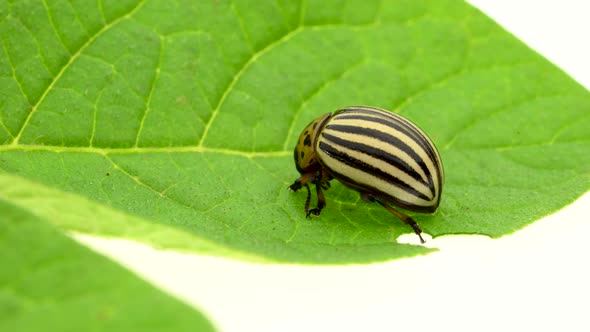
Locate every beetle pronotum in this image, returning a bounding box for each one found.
[289,106,444,243]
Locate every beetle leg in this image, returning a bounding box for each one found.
[306,183,326,217]
[360,192,373,203]
[319,170,332,190]
[289,172,316,192]
[362,193,425,244]
[303,184,312,217]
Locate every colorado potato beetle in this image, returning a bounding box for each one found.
[289,106,444,243]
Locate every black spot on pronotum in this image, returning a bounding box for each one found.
[300,151,305,158]
[303,135,312,146]
[313,121,318,129]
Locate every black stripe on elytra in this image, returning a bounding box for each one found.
[319,165,437,212]
[334,113,436,165]
[336,108,439,167]
[324,124,433,184]
[321,132,432,192]
[319,141,431,202]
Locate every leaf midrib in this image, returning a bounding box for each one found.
[1,137,587,160]
[0,144,291,158]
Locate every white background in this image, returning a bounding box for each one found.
[76,2,590,331]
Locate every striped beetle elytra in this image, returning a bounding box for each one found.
[289,106,444,243]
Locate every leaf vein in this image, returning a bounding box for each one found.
[10,0,147,145]
[443,94,577,150]
[230,3,254,53]
[1,31,32,106]
[134,35,164,147]
[282,60,367,150]
[197,25,304,147]
[104,155,195,211]
[0,144,291,159]
[41,0,73,54]
[11,16,54,77]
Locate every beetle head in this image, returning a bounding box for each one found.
[293,112,332,174]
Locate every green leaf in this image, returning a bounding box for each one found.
[0,198,216,331]
[0,0,589,264]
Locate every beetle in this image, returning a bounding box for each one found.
[288,106,444,243]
